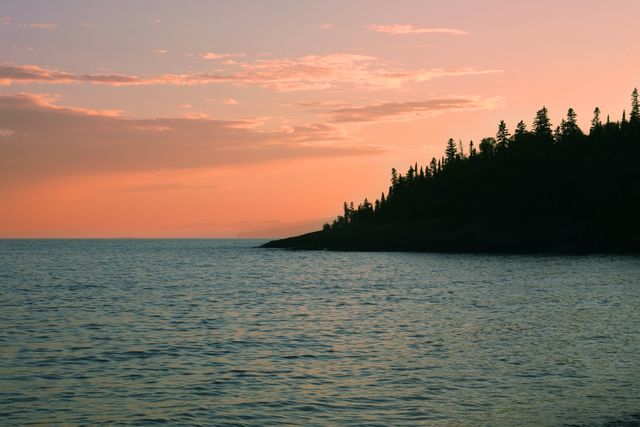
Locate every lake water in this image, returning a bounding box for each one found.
[1,239,639,426]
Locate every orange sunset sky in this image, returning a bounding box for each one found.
[1,0,639,238]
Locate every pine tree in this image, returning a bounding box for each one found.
[560,108,582,139]
[496,120,511,149]
[591,107,602,132]
[533,106,553,139]
[479,137,496,157]
[362,198,372,215]
[343,202,351,223]
[514,120,528,143]
[445,138,457,164]
[554,123,563,142]
[631,88,640,126]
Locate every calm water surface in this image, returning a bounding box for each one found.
[1,239,639,426]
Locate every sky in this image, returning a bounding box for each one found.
[1,0,639,238]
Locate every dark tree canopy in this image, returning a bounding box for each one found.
[445,138,458,164]
[631,88,639,121]
[533,106,553,139]
[497,120,510,149]
[591,107,602,131]
[479,137,496,157]
[265,90,640,253]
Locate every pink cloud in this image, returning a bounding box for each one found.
[222,97,239,105]
[207,54,499,91]
[0,93,381,184]
[152,49,168,54]
[325,97,503,123]
[5,92,123,116]
[367,24,470,36]
[312,23,334,30]
[1,16,12,25]
[0,58,500,91]
[201,52,246,60]
[0,64,143,85]
[295,100,351,108]
[21,23,57,30]
[380,67,501,84]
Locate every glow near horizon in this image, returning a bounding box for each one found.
[1,0,639,237]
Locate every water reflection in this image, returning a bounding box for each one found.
[0,240,639,426]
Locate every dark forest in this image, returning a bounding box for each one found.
[265,89,640,252]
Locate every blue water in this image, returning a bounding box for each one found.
[1,239,639,426]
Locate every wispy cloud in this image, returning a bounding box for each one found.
[325,97,503,123]
[201,52,246,60]
[295,100,351,108]
[378,67,499,84]
[205,97,240,105]
[0,64,143,85]
[21,23,57,30]
[152,49,168,54]
[367,24,470,36]
[311,23,334,30]
[0,58,500,91]
[1,16,11,25]
[0,93,381,183]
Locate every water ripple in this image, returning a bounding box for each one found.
[0,239,639,426]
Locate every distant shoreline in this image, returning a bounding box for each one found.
[262,220,640,254]
[266,91,640,254]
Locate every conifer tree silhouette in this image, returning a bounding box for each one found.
[299,90,640,253]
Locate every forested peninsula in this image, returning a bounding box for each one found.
[263,90,640,253]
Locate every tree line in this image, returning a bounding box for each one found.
[323,88,640,239]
